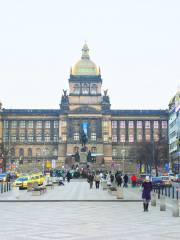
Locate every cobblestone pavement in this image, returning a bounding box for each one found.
[0,182,180,240]
[0,181,140,201]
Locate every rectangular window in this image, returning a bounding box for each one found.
[91,133,96,141]
[45,121,51,128]
[19,121,26,128]
[36,135,42,142]
[145,134,151,141]
[120,134,125,142]
[61,121,67,127]
[3,136,8,142]
[103,135,108,142]
[44,135,51,142]
[112,121,117,128]
[112,135,117,142]
[154,134,159,142]
[36,121,42,128]
[137,121,142,129]
[145,121,150,129]
[54,121,59,128]
[128,121,134,128]
[153,121,159,129]
[53,135,59,142]
[62,135,66,141]
[129,135,134,143]
[74,133,79,141]
[28,135,34,142]
[11,135,16,143]
[162,121,167,129]
[137,134,142,142]
[103,121,108,128]
[11,121,17,128]
[4,121,9,128]
[120,121,125,129]
[112,148,117,157]
[28,121,33,128]
[19,135,25,142]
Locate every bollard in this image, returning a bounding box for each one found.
[1,182,3,194]
[172,186,175,199]
[168,186,170,197]
[161,186,164,195]
[116,188,123,199]
[160,196,166,211]
[165,187,167,196]
[172,200,179,217]
[176,187,179,200]
[151,192,156,206]
[158,187,160,199]
[4,182,6,192]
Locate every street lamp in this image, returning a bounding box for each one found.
[121,143,125,174]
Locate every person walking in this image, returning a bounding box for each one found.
[116,173,122,187]
[66,171,72,183]
[110,172,115,184]
[142,176,153,212]
[131,174,137,187]
[123,174,129,188]
[87,172,94,189]
[94,172,101,189]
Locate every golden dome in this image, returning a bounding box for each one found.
[72,43,100,76]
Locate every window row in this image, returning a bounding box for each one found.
[4,121,59,129]
[73,133,97,141]
[3,135,59,143]
[10,148,58,157]
[112,121,168,129]
[73,83,98,94]
[110,134,161,143]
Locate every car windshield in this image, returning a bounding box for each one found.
[0,174,7,177]
[161,177,169,180]
[17,177,28,181]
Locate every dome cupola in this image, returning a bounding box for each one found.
[72,43,100,76]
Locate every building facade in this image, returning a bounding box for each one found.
[169,89,180,172]
[0,44,169,172]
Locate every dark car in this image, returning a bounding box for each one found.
[137,174,152,185]
[151,177,163,188]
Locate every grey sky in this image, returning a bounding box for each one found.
[0,0,180,110]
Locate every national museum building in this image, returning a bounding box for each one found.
[0,44,168,171]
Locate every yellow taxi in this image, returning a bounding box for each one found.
[29,173,45,186]
[13,175,31,189]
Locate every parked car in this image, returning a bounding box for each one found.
[0,173,8,182]
[137,174,152,185]
[29,173,45,186]
[13,175,31,189]
[174,174,180,182]
[151,176,163,187]
[161,176,172,186]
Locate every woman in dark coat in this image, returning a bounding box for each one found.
[142,176,153,212]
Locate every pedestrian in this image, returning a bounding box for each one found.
[142,176,153,212]
[94,172,101,189]
[87,172,94,189]
[123,174,129,188]
[131,174,137,187]
[116,173,122,187]
[110,173,115,184]
[66,171,72,183]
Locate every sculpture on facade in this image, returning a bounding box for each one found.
[80,129,88,151]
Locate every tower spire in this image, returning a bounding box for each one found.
[81,42,90,60]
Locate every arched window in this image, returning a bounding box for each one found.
[36,148,41,157]
[19,148,24,157]
[53,148,58,156]
[82,83,89,94]
[10,148,15,157]
[91,84,97,94]
[28,148,32,157]
[73,84,80,94]
[74,146,79,153]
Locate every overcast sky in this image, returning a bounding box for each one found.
[0,0,180,110]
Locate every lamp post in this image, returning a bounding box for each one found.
[121,143,125,175]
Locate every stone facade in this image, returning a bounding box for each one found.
[0,44,169,172]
